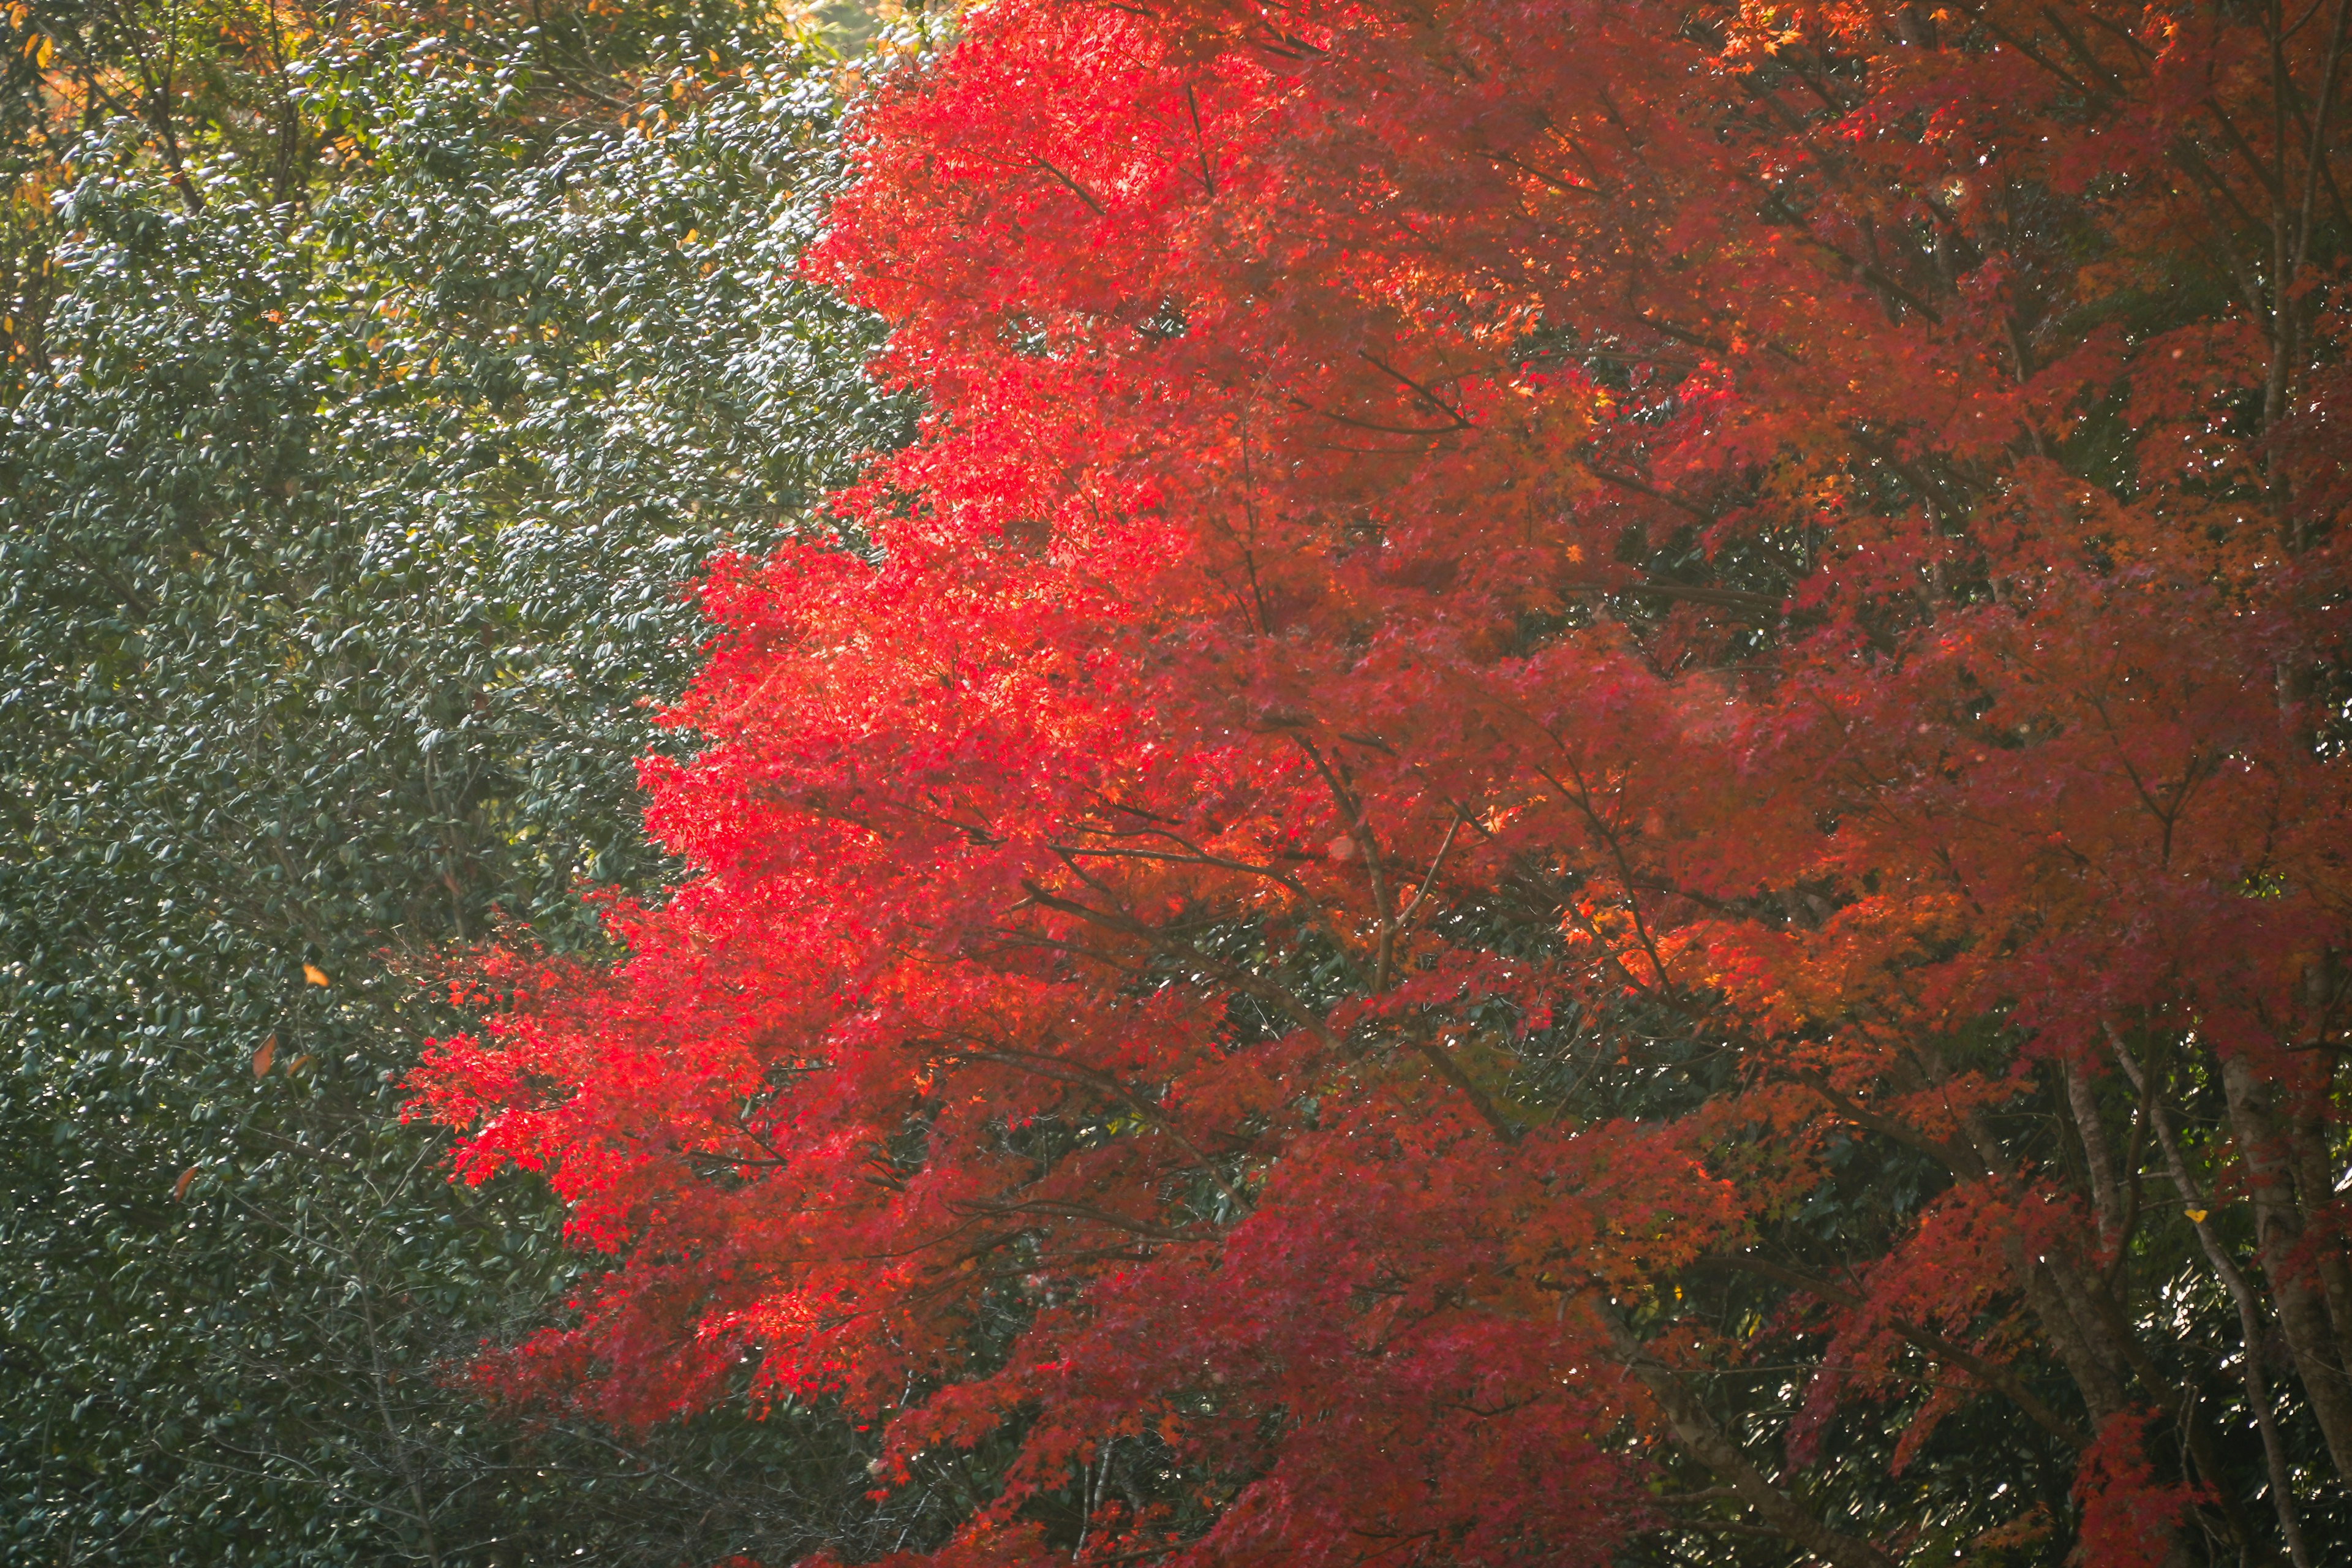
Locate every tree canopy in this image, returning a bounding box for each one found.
[410,2,2352,1566]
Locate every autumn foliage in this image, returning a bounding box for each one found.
[411,1,2352,1562]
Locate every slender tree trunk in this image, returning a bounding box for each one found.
[2223,1053,2352,1483]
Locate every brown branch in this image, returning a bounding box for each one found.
[1035,156,1108,215]
[1581,461,1716,520]
[1694,1254,2088,1449]
[1357,351,1476,431]
[952,1196,1200,1244]
[1410,1033,1523,1145]
[1183,82,1217,197]
[1557,578,1779,610]
[1602,1310,1898,1568]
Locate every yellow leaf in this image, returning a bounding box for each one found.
[303,963,330,987]
[173,1166,198,1202]
[287,1053,314,1074]
[252,1035,276,1077]
[2185,1208,2208,1224]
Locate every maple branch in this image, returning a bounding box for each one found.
[1402,763,1668,1006]
[1580,462,1714,520]
[951,1196,1202,1244]
[1483,148,1601,198]
[1845,424,1977,521]
[1394,813,1462,933]
[1747,181,1945,325]
[2037,6,2127,98]
[2292,0,2351,282]
[1956,5,2098,102]
[1017,878,1346,1056]
[1600,1310,1898,1568]
[1630,311,1732,355]
[1244,23,1330,60]
[1302,402,1472,439]
[1095,793,1186,827]
[1183,83,1217,197]
[1409,1031,1523,1145]
[2206,97,2286,202]
[1357,352,1476,431]
[2082,7,2158,64]
[986,928,1153,978]
[956,1042,1251,1212]
[1671,1518,1784,1536]
[1046,842,1140,916]
[1049,841,1313,900]
[1777,44,1861,114]
[1926,1097,2170,1428]
[1074,1545,1179,1566]
[1557,578,1777,611]
[1033,156,1109,215]
[2101,1068,2153,1293]
[1531,760,1673,992]
[2062,1061,2124,1257]
[1694,1254,2088,1449]
[2172,135,2269,243]
[2110,1030,2315,1568]
[1295,734,1398,992]
[1516,110,1620,196]
[1785,1069,1978,1176]
[2084,688,2210,864]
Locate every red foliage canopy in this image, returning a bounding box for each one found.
[412,2,2352,1563]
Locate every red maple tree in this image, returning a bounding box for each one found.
[412,2,2352,1562]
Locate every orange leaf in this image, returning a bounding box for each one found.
[172,1166,198,1202]
[252,1035,276,1077]
[303,963,330,987]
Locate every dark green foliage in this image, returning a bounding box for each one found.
[0,33,914,1566]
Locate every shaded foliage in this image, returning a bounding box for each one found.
[0,21,918,1565]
